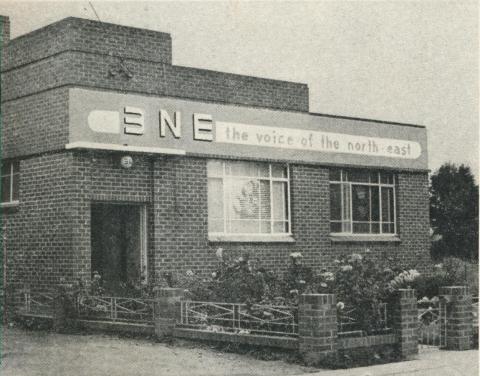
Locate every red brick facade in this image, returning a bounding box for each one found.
[1,16,431,298]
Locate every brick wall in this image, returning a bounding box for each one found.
[1,88,69,158]
[1,15,10,45]
[2,16,172,70]
[1,51,309,110]
[3,153,77,298]
[3,152,431,296]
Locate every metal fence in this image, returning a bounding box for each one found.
[417,300,447,348]
[337,302,389,336]
[23,291,54,316]
[76,295,156,324]
[179,300,298,337]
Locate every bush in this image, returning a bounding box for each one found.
[172,250,287,304]
[412,258,466,299]
[332,251,412,334]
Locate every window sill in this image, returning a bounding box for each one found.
[1,200,20,209]
[329,234,400,242]
[209,234,295,243]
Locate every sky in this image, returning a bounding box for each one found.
[0,0,478,179]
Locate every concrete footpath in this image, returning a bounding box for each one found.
[301,348,479,376]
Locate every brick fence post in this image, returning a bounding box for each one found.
[392,288,418,360]
[52,284,69,332]
[439,286,472,351]
[154,287,185,338]
[298,293,337,365]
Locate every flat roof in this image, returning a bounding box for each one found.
[309,112,426,129]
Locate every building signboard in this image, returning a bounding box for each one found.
[68,88,428,170]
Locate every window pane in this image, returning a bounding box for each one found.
[230,179,259,220]
[353,222,370,233]
[331,222,342,233]
[352,185,370,221]
[330,184,342,221]
[342,183,351,221]
[272,181,286,221]
[369,172,379,183]
[380,172,394,184]
[371,223,380,234]
[230,220,259,234]
[381,187,394,222]
[207,160,223,176]
[272,165,287,178]
[371,186,379,221]
[348,170,370,183]
[208,160,289,235]
[230,161,258,177]
[273,221,288,233]
[342,221,352,233]
[1,175,11,202]
[258,164,270,177]
[382,223,395,234]
[1,162,10,177]
[260,180,271,220]
[260,221,271,233]
[12,173,19,201]
[329,169,341,181]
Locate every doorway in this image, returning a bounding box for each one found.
[91,203,147,293]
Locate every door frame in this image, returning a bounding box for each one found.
[90,201,148,285]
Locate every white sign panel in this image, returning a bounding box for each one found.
[216,122,421,159]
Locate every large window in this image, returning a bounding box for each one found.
[207,160,290,235]
[1,160,20,204]
[330,169,396,235]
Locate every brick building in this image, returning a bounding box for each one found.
[1,16,431,296]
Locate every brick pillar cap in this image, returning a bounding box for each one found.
[439,286,468,294]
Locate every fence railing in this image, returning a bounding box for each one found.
[23,291,54,315]
[76,295,155,324]
[337,302,389,336]
[179,300,298,337]
[417,300,447,348]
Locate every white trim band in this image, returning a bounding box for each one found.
[65,142,186,155]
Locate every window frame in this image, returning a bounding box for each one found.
[1,160,20,206]
[207,160,292,237]
[329,169,397,236]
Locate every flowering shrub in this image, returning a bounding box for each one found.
[162,248,427,335]
[411,258,465,299]
[170,252,281,304]
[333,251,407,334]
[387,269,421,292]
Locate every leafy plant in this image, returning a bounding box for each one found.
[430,163,478,261]
[332,251,406,334]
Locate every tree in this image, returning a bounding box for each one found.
[430,163,478,261]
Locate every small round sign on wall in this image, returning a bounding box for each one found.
[120,155,134,169]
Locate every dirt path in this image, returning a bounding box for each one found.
[1,326,316,376]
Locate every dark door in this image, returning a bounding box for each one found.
[91,203,143,293]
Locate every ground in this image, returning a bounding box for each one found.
[0,326,316,376]
[2,326,478,376]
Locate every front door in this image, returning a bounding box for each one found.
[91,203,147,293]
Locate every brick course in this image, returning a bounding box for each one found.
[440,286,473,350]
[2,16,172,70]
[391,289,418,359]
